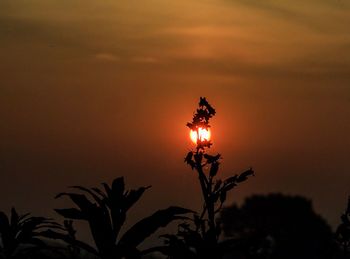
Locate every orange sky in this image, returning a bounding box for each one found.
[1,0,350,235]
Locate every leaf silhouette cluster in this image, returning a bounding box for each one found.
[40,177,191,259]
[186,97,216,149]
[336,196,350,255]
[0,208,61,258]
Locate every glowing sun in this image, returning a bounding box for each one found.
[190,127,211,144]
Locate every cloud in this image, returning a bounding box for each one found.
[227,0,350,33]
[94,53,120,62]
[130,56,158,63]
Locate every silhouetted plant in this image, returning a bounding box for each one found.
[220,193,334,259]
[152,97,254,259]
[0,207,60,259]
[41,177,192,259]
[336,196,350,256]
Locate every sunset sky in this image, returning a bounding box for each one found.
[1,0,350,237]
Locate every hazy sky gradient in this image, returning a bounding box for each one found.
[1,0,350,238]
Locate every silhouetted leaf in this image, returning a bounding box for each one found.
[220,191,227,204]
[71,186,105,208]
[186,122,196,130]
[123,186,150,212]
[185,151,193,163]
[194,153,203,165]
[0,211,10,233]
[18,213,30,222]
[224,175,238,185]
[10,207,19,229]
[204,154,221,164]
[111,177,125,200]
[213,180,222,192]
[199,97,216,116]
[119,206,192,247]
[222,182,237,192]
[210,162,219,177]
[102,183,112,198]
[56,193,95,212]
[92,187,107,199]
[237,168,254,183]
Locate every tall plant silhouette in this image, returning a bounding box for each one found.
[154,97,254,259]
[0,207,58,258]
[42,177,192,259]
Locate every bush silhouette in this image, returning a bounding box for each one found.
[0,208,60,259]
[41,177,191,259]
[220,193,334,259]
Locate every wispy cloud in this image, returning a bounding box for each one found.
[94,53,120,62]
[130,56,158,63]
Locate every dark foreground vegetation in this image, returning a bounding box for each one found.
[1,98,349,259]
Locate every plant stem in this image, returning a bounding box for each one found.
[195,151,217,244]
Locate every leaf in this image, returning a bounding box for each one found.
[184,152,196,169]
[111,177,125,200]
[186,122,196,130]
[18,213,31,222]
[102,183,112,198]
[0,211,10,233]
[119,206,193,247]
[92,187,107,199]
[56,193,95,212]
[199,97,216,116]
[224,175,238,185]
[70,186,105,208]
[16,216,50,243]
[123,186,150,212]
[237,168,254,183]
[220,191,227,204]
[209,162,219,177]
[184,152,193,164]
[11,207,19,228]
[204,154,221,164]
[213,180,222,192]
[54,209,86,220]
[222,182,236,192]
[194,153,203,165]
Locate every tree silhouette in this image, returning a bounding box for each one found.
[152,97,254,259]
[335,196,350,258]
[41,177,192,259]
[220,194,334,259]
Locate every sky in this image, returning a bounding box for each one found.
[0,0,350,240]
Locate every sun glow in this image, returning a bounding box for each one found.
[190,128,211,144]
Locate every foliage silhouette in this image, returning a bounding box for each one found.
[152,97,254,259]
[336,196,350,257]
[220,193,334,259]
[0,207,61,259]
[41,177,192,259]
